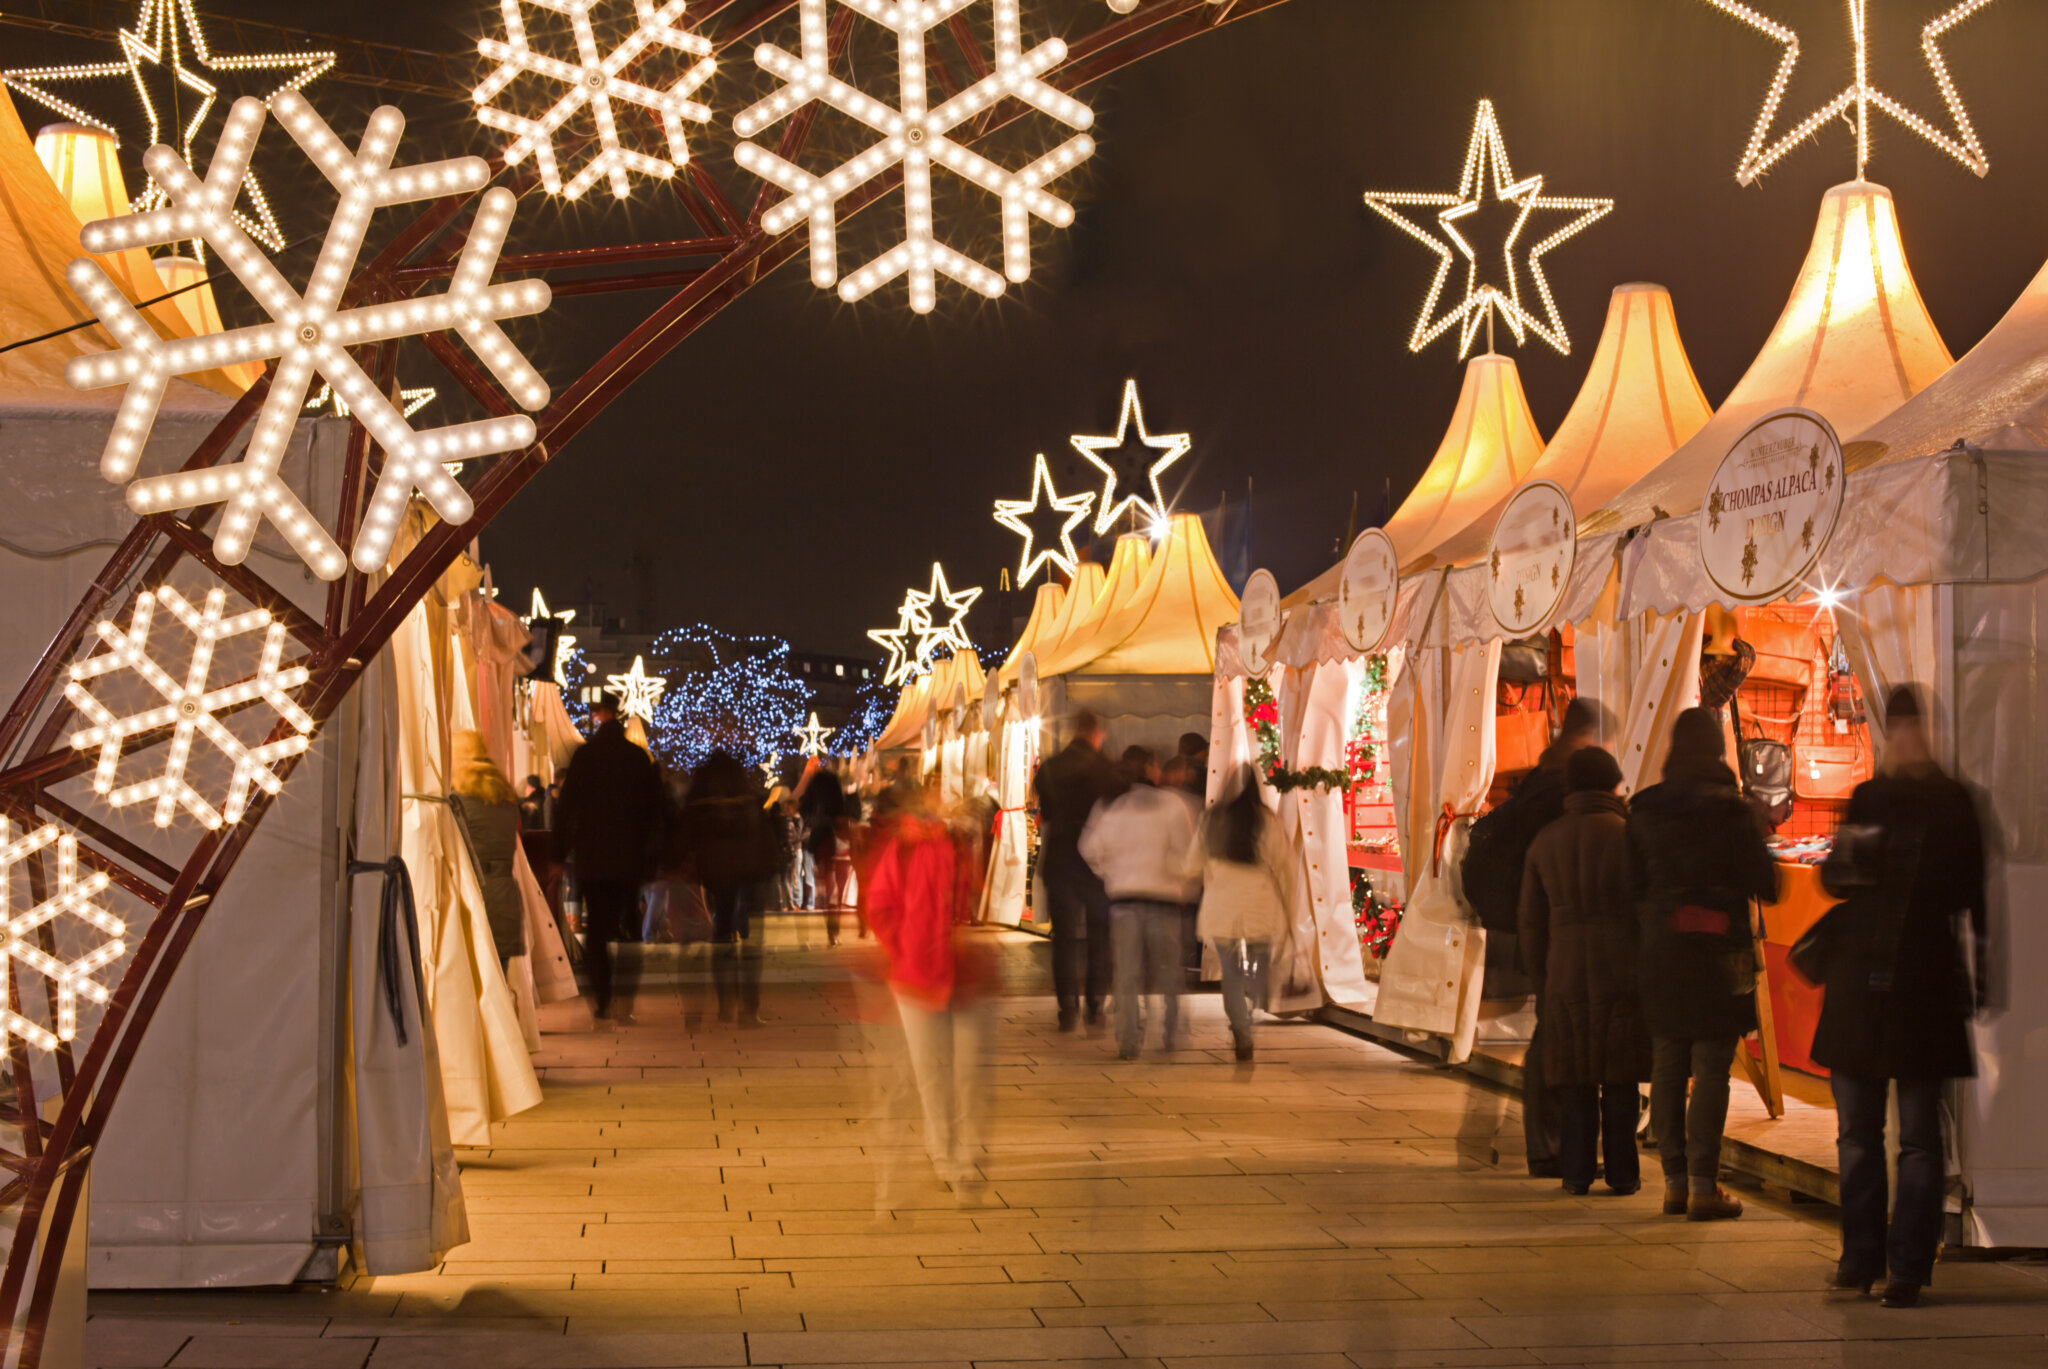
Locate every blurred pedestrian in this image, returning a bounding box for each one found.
[1626,706,1778,1220]
[558,693,667,1025]
[773,789,810,912]
[1810,686,1988,1308]
[1193,765,1290,1062]
[799,756,850,939]
[865,777,997,1191]
[1175,731,1210,796]
[519,773,548,829]
[451,731,526,974]
[1519,745,1650,1196]
[1033,709,1118,1032]
[1081,746,1201,1059]
[676,751,781,1027]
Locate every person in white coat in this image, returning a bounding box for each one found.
[1194,765,1291,1062]
[1080,746,1203,1059]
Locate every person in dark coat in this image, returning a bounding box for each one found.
[557,694,667,1023]
[1811,686,1987,1307]
[798,758,850,939]
[1519,745,1651,1196]
[676,751,781,1026]
[1032,709,1118,1031]
[1625,706,1778,1221]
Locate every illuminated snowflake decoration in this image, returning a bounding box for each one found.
[65,586,315,831]
[795,711,832,757]
[732,0,1096,313]
[0,0,334,255]
[0,822,126,1052]
[606,655,667,721]
[1706,0,1994,185]
[63,90,552,580]
[475,0,719,200]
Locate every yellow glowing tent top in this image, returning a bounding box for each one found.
[1030,558,1106,672]
[1582,181,1951,536]
[1033,533,1151,677]
[870,674,933,752]
[869,648,987,753]
[1428,283,1715,568]
[1056,513,1240,676]
[999,580,1066,685]
[0,100,246,402]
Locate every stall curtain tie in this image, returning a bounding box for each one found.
[347,856,423,1047]
[991,805,1027,839]
[1432,803,1481,878]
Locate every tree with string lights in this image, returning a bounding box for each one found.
[645,624,814,771]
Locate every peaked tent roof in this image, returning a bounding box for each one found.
[1429,283,1714,568]
[1032,559,1107,672]
[1582,181,1951,536]
[1851,251,2048,465]
[1285,352,1545,608]
[871,675,934,753]
[999,580,1067,684]
[1062,513,1240,676]
[1034,533,1151,677]
[0,93,244,403]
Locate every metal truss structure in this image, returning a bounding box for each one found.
[0,0,1294,1361]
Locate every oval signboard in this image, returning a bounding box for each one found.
[981,669,1000,731]
[1337,528,1399,653]
[1701,408,1845,604]
[1489,479,1577,636]
[1238,569,1282,675]
[1016,651,1039,721]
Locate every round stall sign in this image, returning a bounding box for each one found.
[1701,408,1845,604]
[1237,569,1282,675]
[1337,528,1399,653]
[1016,652,1039,721]
[1488,479,1577,636]
[981,670,1000,731]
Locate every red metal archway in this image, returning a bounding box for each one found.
[0,0,1295,1359]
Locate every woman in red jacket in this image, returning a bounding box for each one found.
[864,779,996,1190]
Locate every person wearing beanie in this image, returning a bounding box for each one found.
[1810,684,1988,1308]
[1625,706,1779,1221]
[1518,745,1650,1196]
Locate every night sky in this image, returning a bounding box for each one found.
[11,0,2048,659]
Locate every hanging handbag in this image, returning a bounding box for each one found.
[1738,736,1793,810]
[1493,708,1550,775]
[1742,618,1816,691]
[1498,635,1549,683]
[1794,742,1870,802]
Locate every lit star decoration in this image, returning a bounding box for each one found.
[795,712,832,757]
[525,588,579,682]
[1362,99,1613,358]
[910,562,981,668]
[994,452,1095,582]
[0,821,127,1051]
[63,91,552,580]
[731,0,1096,313]
[868,601,922,687]
[474,0,719,200]
[1706,0,1993,184]
[305,382,437,420]
[760,752,782,785]
[1070,380,1190,535]
[0,0,334,254]
[64,587,314,830]
[606,655,667,721]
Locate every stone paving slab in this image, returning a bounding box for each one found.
[82,925,2048,1368]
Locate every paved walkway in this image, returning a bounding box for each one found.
[89,922,2048,1368]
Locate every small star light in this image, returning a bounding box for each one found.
[795,712,832,757]
[1362,99,1614,358]
[868,595,925,687]
[65,587,315,830]
[910,563,981,667]
[474,0,719,201]
[1070,380,1190,535]
[994,452,1095,582]
[63,91,553,580]
[606,655,666,721]
[525,588,578,682]
[731,0,1096,313]
[0,821,127,1051]
[760,751,782,784]
[1706,0,1994,185]
[1,0,334,254]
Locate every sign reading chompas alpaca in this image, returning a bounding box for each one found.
[1488,480,1577,635]
[1701,408,1845,604]
[1337,529,1399,653]
[1237,570,1283,674]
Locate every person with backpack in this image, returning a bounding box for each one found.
[1461,697,1596,1178]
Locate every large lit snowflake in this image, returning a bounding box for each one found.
[66,586,315,832]
[63,90,552,580]
[475,0,719,201]
[732,0,1096,313]
[0,820,127,1051]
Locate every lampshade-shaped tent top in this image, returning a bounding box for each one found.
[1582,182,1951,536]
[1062,513,1240,676]
[1031,559,1107,672]
[1000,581,1066,683]
[871,674,934,753]
[1034,533,1152,677]
[1428,284,1714,569]
[1285,352,1546,607]
[3,104,246,400]
[869,649,987,753]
